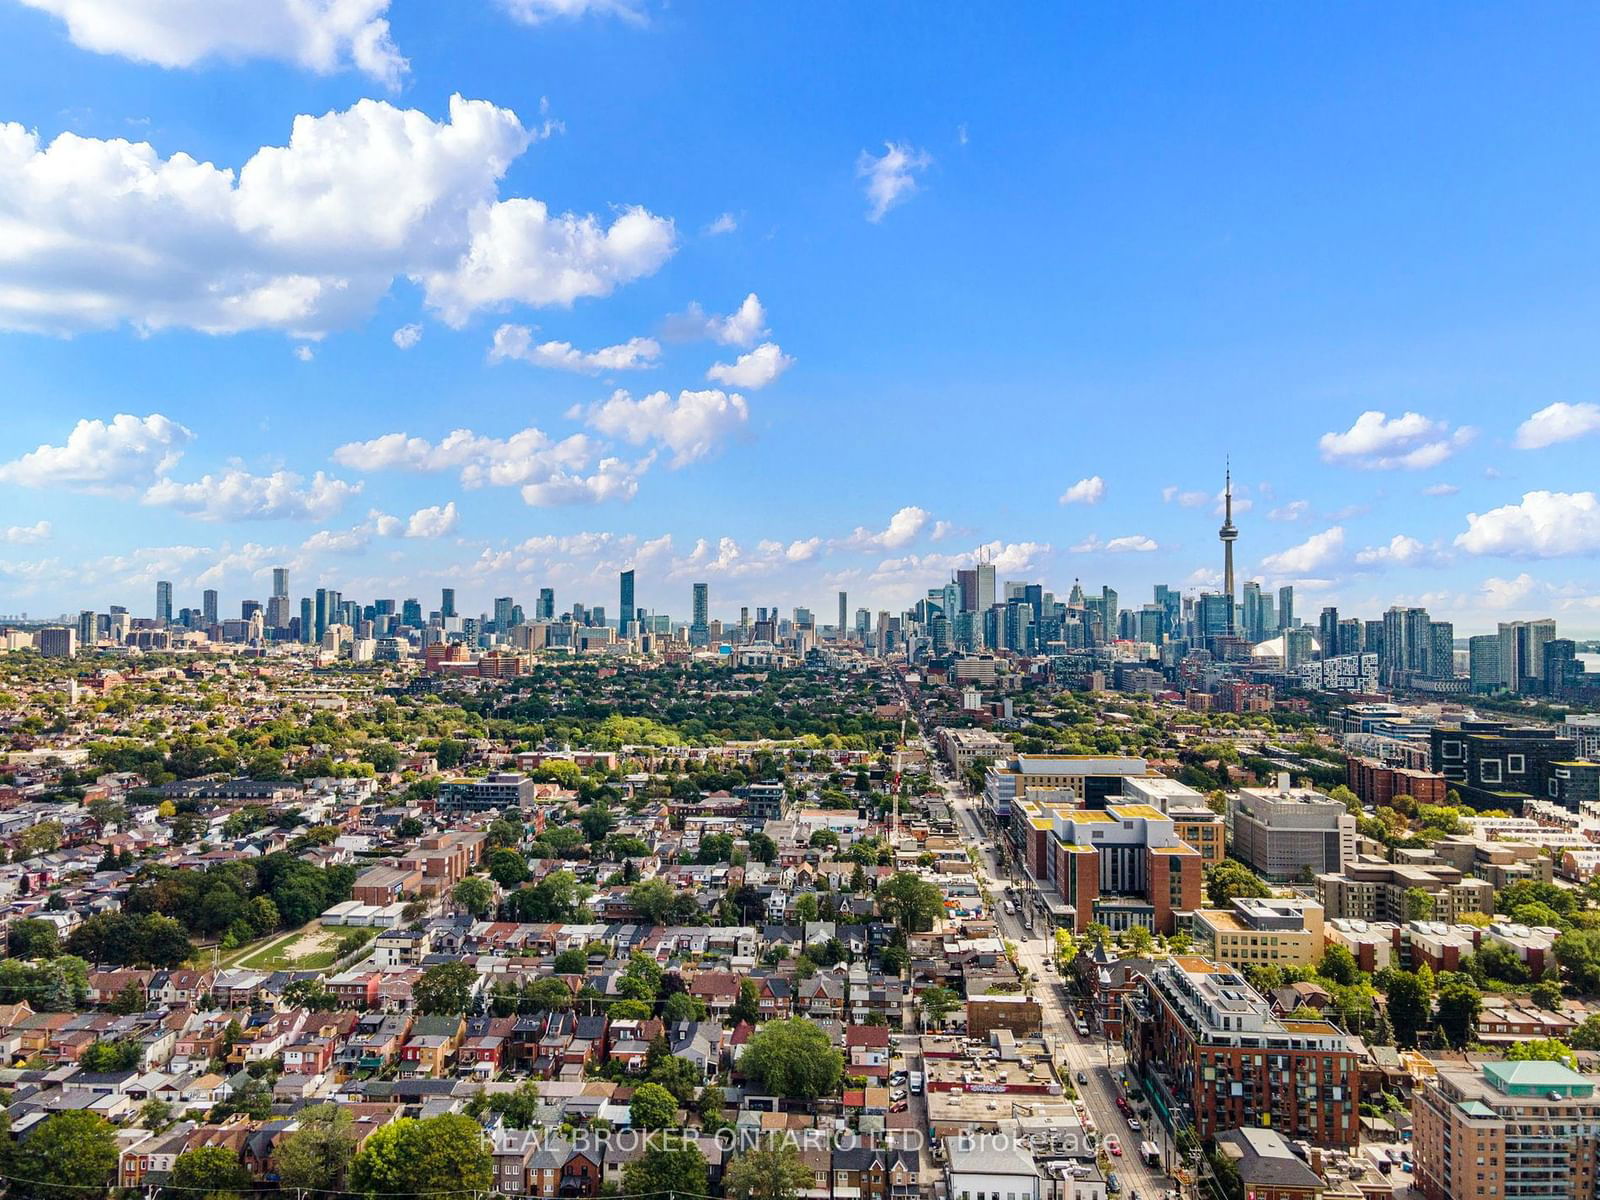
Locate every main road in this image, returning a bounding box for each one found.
[929,751,1180,1200]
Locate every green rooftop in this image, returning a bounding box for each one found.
[1484,1060,1593,1098]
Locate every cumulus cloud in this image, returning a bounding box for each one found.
[404,501,458,539]
[489,325,660,372]
[144,468,361,522]
[1071,533,1159,553]
[1513,401,1600,450]
[392,323,422,350]
[1262,527,1346,575]
[706,341,793,390]
[1318,410,1474,469]
[1059,475,1105,506]
[870,540,1047,585]
[18,0,407,87]
[664,293,768,347]
[581,388,749,467]
[333,426,597,489]
[1268,499,1310,522]
[1,521,51,545]
[498,0,645,25]
[293,344,314,362]
[0,413,194,493]
[704,212,738,235]
[1455,491,1600,558]
[519,455,651,507]
[840,507,932,552]
[0,95,674,337]
[1354,534,1430,567]
[1162,486,1211,508]
[858,141,931,222]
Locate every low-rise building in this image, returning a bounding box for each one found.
[1190,897,1325,970]
[1316,856,1494,924]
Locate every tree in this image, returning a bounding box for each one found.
[619,951,663,1003]
[920,985,960,1027]
[663,990,701,1024]
[629,1081,679,1129]
[1435,975,1481,1047]
[1382,970,1431,1048]
[553,947,588,974]
[1556,928,1600,993]
[1570,1013,1600,1051]
[748,832,777,864]
[489,1080,543,1129]
[284,978,338,1011]
[629,878,677,924]
[809,829,839,851]
[8,918,58,960]
[508,870,583,922]
[525,977,575,1012]
[1317,945,1359,988]
[1120,924,1154,955]
[579,800,617,844]
[647,1053,702,1105]
[168,1146,251,1199]
[488,848,529,888]
[724,1138,816,1200]
[877,871,944,933]
[791,893,820,924]
[272,1103,357,1197]
[1505,1038,1577,1068]
[412,962,476,1015]
[623,1144,709,1198]
[698,832,736,864]
[1405,888,1436,922]
[730,978,761,1026]
[137,1098,174,1133]
[879,944,908,976]
[1204,860,1270,908]
[1531,978,1565,1011]
[741,1018,844,1100]
[8,1111,119,1200]
[1328,784,1361,816]
[349,1115,492,1199]
[1469,941,1529,985]
[452,876,495,919]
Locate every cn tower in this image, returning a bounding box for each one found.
[1218,461,1238,632]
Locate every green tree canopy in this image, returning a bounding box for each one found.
[741,1018,844,1100]
[629,1081,679,1129]
[168,1146,251,1200]
[8,1111,119,1200]
[349,1115,492,1199]
[724,1138,816,1200]
[271,1103,357,1197]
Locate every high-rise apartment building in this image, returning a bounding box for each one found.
[314,588,329,644]
[1469,634,1501,693]
[1428,620,1455,680]
[76,610,96,647]
[202,589,218,626]
[493,596,514,632]
[1277,584,1294,630]
[272,567,289,598]
[689,582,710,646]
[976,561,995,613]
[440,588,457,619]
[155,580,173,626]
[1318,606,1339,657]
[619,571,635,638]
[837,590,848,642]
[401,598,422,626]
[1498,619,1557,693]
[1241,580,1263,641]
[536,588,555,621]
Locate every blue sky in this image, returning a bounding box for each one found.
[3,2,1600,632]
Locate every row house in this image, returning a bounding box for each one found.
[399,1015,467,1077]
[338,1013,414,1071]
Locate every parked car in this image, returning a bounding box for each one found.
[1107,1173,1120,1193]
[1127,1118,1142,1132]
[1106,1137,1122,1157]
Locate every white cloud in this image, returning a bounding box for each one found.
[1268,499,1310,522]
[489,325,660,372]
[1513,401,1600,450]
[582,388,749,467]
[1479,573,1542,610]
[1354,534,1429,567]
[1318,410,1474,469]
[841,507,932,552]
[0,95,674,336]
[302,526,371,554]
[1261,527,1346,575]
[498,0,645,25]
[1071,533,1159,553]
[1161,486,1211,508]
[519,455,650,507]
[18,0,407,87]
[1422,482,1459,496]
[333,426,597,488]
[870,540,1048,585]
[404,501,458,539]
[144,468,361,522]
[664,293,768,347]
[1455,491,1600,558]
[0,413,193,493]
[1,521,51,545]
[1059,475,1105,506]
[785,537,821,562]
[706,341,793,390]
[293,344,314,362]
[392,323,422,350]
[705,212,738,236]
[858,141,931,222]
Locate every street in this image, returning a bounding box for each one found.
[939,767,1181,1200]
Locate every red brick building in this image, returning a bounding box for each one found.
[1346,757,1448,809]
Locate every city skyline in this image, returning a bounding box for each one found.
[4,8,1600,628]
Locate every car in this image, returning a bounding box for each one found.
[1077,1072,1088,1085]
[890,1100,908,1113]
[890,1089,907,1101]
[1126,1118,1142,1132]
[1106,1174,1120,1194]
[1106,1137,1122,1157]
